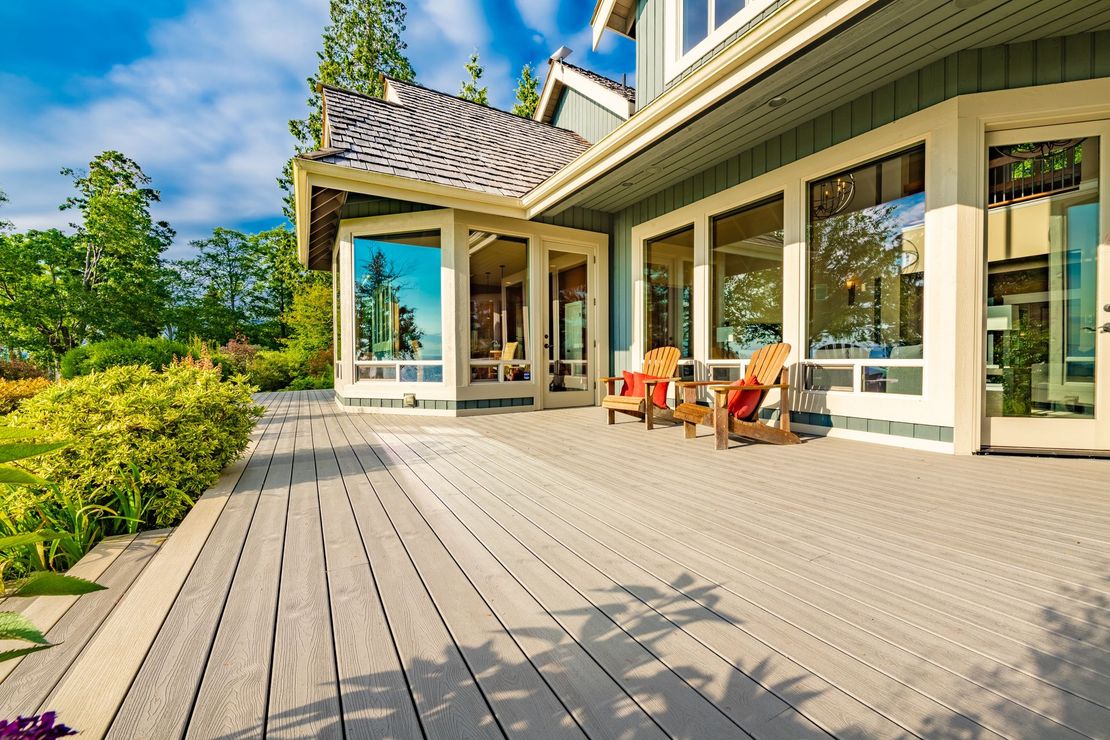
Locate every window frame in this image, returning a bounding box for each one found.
[642,223,697,365]
[465,230,534,386]
[350,227,448,386]
[665,0,776,85]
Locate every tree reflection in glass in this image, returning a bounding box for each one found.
[807,146,926,360]
[353,231,442,363]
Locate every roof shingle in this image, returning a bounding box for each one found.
[312,80,592,198]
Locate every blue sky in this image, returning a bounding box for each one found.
[0,0,633,258]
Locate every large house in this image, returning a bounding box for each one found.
[293,0,1110,456]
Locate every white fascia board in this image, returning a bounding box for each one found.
[591,0,618,50]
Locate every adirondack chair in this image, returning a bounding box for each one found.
[673,342,801,449]
[600,346,681,430]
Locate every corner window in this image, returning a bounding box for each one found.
[469,231,531,383]
[710,196,784,361]
[807,146,926,382]
[645,225,695,377]
[354,230,443,383]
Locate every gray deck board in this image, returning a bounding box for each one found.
[7,392,1109,740]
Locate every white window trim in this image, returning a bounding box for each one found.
[464,229,534,386]
[664,0,777,85]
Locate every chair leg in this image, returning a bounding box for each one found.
[684,420,697,439]
[607,409,615,425]
[714,408,729,450]
[645,402,654,431]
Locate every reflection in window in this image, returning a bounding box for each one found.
[548,251,590,392]
[808,146,926,366]
[984,137,1099,418]
[683,0,748,53]
[645,226,694,359]
[333,248,342,366]
[711,197,784,360]
[354,231,442,382]
[469,232,530,383]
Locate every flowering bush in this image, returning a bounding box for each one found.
[0,712,76,739]
[0,361,46,381]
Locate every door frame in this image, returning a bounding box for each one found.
[540,240,602,410]
[979,120,1110,452]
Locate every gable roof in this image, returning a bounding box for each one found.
[591,0,637,49]
[312,80,591,199]
[534,60,636,127]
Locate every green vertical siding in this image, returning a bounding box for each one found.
[340,197,437,220]
[610,30,1110,373]
[635,0,664,110]
[551,88,625,143]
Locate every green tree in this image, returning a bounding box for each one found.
[250,226,325,346]
[459,51,489,105]
[0,230,83,361]
[62,152,174,341]
[282,281,334,358]
[282,0,416,216]
[511,63,539,118]
[170,228,266,344]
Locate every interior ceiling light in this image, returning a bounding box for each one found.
[768,95,788,108]
[620,180,634,187]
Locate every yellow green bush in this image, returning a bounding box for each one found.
[0,378,51,415]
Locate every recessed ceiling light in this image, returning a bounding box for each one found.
[768,95,788,108]
[620,180,634,187]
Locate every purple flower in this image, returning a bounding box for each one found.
[0,713,77,739]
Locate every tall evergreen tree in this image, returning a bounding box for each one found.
[458,51,489,105]
[511,63,540,118]
[282,0,416,216]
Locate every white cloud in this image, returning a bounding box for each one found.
[513,0,560,40]
[0,0,327,258]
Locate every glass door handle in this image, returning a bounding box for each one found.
[1085,323,1110,333]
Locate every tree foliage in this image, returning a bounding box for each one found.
[0,153,171,366]
[511,63,540,118]
[459,51,489,105]
[282,0,416,215]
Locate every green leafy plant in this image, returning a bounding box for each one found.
[10,362,262,528]
[60,337,189,379]
[0,379,51,416]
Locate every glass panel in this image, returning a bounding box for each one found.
[805,365,853,392]
[676,361,696,381]
[357,365,397,381]
[711,197,784,359]
[354,231,442,363]
[682,0,709,53]
[469,231,528,362]
[862,366,923,395]
[334,250,342,364]
[808,145,926,362]
[400,365,443,383]
[715,0,746,27]
[985,136,1099,419]
[645,225,694,359]
[548,250,589,392]
[711,365,744,382]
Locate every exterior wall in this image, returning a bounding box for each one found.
[613,32,1110,374]
[551,88,625,144]
[634,0,664,110]
[340,196,437,220]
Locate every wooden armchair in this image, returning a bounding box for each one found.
[673,342,801,449]
[600,346,681,430]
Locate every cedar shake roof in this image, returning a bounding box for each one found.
[559,61,635,103]
[313,80,591,198]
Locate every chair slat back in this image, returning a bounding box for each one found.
[739,342,791,420]
[642,346,680,378]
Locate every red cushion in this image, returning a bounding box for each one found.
[727,376,762,420]
[630,372,647,399]
[642,374,671,409]
[620,370,635,396]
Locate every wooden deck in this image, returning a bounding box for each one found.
[3,389,1108,739]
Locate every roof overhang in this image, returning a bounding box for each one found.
[534,61,635,126]
[293,157,527,268]
[591,0,637,50]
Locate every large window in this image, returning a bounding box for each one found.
[711,197,784,364]
[354,231,443,383]
[645,225,694,377]
[681,0,755,54]
[469,231,530,383]
[807,146,926,394]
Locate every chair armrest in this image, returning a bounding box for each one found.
[642,377,681,386]
[598,376,623,383]
[676,380,721,388]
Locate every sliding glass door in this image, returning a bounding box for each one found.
[982,124,1110,452]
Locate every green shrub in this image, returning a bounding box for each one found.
[60,337,189,379]
[286,371,334,391]
[9,363,263,527]
[247,350,300,391]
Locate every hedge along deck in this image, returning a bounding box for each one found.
[5,391,1108,738]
